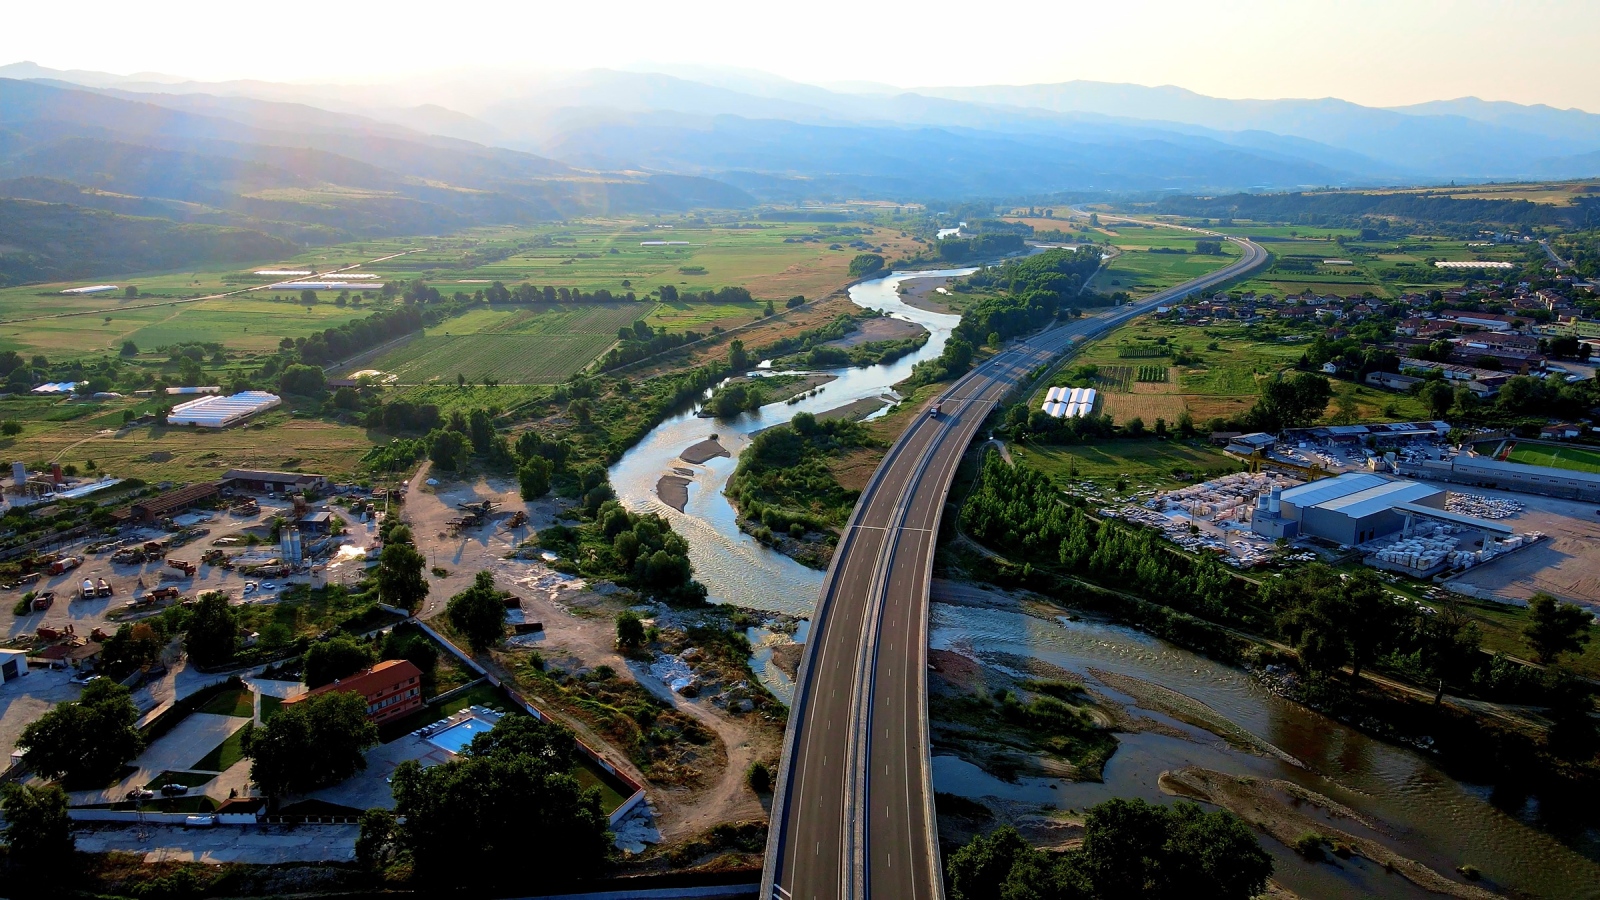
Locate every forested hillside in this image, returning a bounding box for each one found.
[0,198,293,285]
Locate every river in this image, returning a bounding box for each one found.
[606,270,1600,898]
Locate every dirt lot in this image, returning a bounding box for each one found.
[1443,486,1600,608]
[400,464,779,847]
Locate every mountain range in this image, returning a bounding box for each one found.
[1,60,1598,282]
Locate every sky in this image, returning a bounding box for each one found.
[6,0,1599,111]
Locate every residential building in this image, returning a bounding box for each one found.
[285,659,424,723]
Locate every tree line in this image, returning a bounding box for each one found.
[961,453,1254,625]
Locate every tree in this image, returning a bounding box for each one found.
[427,428,468,470]
[616,609,646,650]
[120,340,138,357]
[300,288,319,306]
[849,253,885,277]
[245,691,378,797]
[1269,564,1353,676]
[1419,379,1455,419]
[333,386,361,410]
[446,571,506,652]
[948,799,1270,900]
[1524,592,1592,664]
[184,592,238,667]
[376,542,429,613]
[380,625,439,677]
[278,363,326,396]
[1341,569,1400,678]
[101,622,165,677]
[0,421,20,436]
[1,783,74,878]
[303,635,378,688]
[356,808,401,872]
[18,680,143,784]
[390,716,609,889]
[468,408,493,455]
[729,339,751,372]
[518,457,551,500]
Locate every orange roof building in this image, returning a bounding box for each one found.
[286,659,424,723]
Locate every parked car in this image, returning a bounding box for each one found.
[70,673,103,686]
[183,814,217,828]
[261,582,277,591]
[126,788,155,801]
[242,582,258,595]
[160,784,188,796]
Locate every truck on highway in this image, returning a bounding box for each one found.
[929,401,942,418]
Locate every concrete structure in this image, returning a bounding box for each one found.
[167,392,281,429]
[0,649,28,683]
[1400,455,1600,502]
[286,659,423,724]
[222,469,328,494]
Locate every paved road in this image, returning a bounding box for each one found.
[762,224,1267,900]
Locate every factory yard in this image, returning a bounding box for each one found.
[1444,486,1600,608]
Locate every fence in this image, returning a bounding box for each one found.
[404,615,648,825]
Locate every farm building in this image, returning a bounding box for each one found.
[31,382,82,394]
[167,391,281,428]
[223,469,328,494]
[111,482,221,524]
[1040,386,1097,419]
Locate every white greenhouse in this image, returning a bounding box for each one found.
[167,391,282,428]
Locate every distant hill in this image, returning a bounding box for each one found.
[0,197,295,286]
[0,78,759,281]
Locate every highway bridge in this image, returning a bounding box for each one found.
[762,224,1268,900]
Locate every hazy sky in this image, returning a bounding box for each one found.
[7,0,1598,111]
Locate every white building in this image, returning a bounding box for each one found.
[168,391,282,428]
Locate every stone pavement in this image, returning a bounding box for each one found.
[74,823,358,864]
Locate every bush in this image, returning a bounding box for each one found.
[747,760,772,793]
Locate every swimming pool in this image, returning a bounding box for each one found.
[426,716,496,755]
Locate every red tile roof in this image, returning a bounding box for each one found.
[287,658,423,704]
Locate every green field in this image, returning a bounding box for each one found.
[1505,442,1600,473]
[1012,440,1243,493]
[1058,318,1428,425]
[0,216,920,365]
[1097,244,1241,296]
[365,302,651,384]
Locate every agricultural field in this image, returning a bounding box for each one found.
[1504,442,1600,474]
[1095,243,1241,296]
[1042,318,1429,426]
[1011,440,1243,493]
[0,401,373,483]
[0,215,920,365]
[363,301,647,384]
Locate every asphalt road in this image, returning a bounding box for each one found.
[762,225,1268,900]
